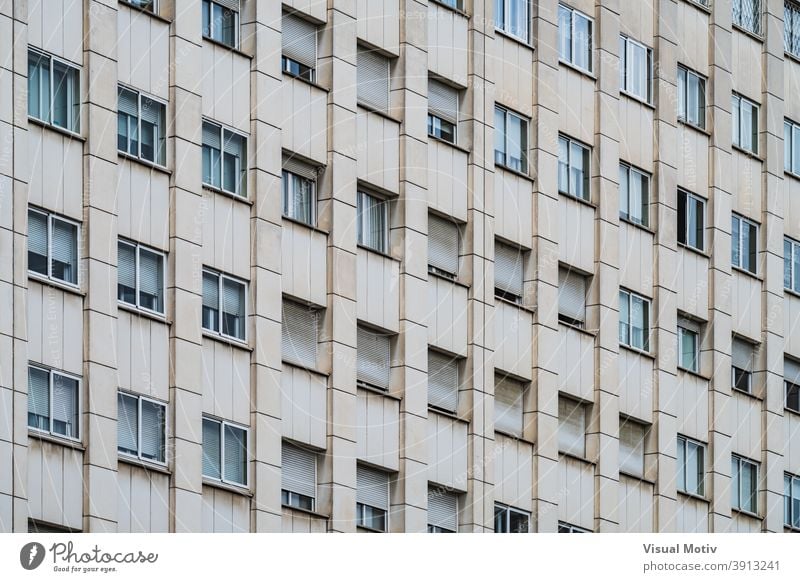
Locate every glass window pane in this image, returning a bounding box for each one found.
[619,165,629,219]
[677,437,686,492]
[732,96,740,146]
[570,142,585,199]
[202,418,221,480]
[558,137,569,192]
[677,191,687,245]
[508,114,524,171]
[51,219,77,285]
[619,291,629,345]
[140,399,165,462]
[746,222,758,274]
[494,107,506,165]
[494,0,505,30]
[786,122,793,172]
[574,14,591,71]
[687,72,699,126]
[794,242,800,292]
[117,392,138,456]
[732,217,741,268]
[51,374,78,438]
[223,424,247,485]
[731,457,740,508]
[686,442,700,494]
[793,126,800,174]
[558,6,571,62]
[28,210,48,276]
[117,242,136,305]
[52,61,79,131]
[677,67,686,120]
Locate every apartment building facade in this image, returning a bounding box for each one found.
[1,0,800,533]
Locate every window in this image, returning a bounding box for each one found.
[428,214,460,279]
[619,418,645,477]
[27,49,80,132]
[785,119,800,175]
[785,473,800,530]
[27,208,79,286]
[677,65,706,129]
[202,120,247,197]
[619,289,650,351]
[558,521,590,533]
[558,397,585,457]
[732,93,759,154]
[428,488,458,533]
[494,375,524,437]
[117,240,165,314]
[434,0,463,10]
[428,350,459,412]
[731,214,758,274]
[27,365,80,440]
[677,435,705,497]
[282,12,317,82]
[494,240,524,303]
[494,503,530,533]
[732,0,761,35]
[786,238,800,293]
[619,35,653,103]
[117,391,166,464]
[357,46,390,113]
[619,162,650,226]
[127,0,157,12]
[677,320,699,373]
[494,105,528,173]
[202,269,247,341]
[117,86,167,166]
[357,190,389,254]
[731,455,758,514]
[788,2,800,57]
[357,326,391,391]
[494,0,529,43]
[558,4,592,72]
[731,337,754,394]
[558,266,587,327]
[281,441,316,512]
[282,157,317,226]
[356,465,389,532]
[785,357,800,413]
[202,416,248,487]
[428,79,459,144]
[282,300,319,369]
[202,0,239,48]
[558,134,590,201]
[677,189,705,252]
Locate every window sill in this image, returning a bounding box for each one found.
[619,215,654,234]
[785,287,800,300]
[785,169,800,183]
[356,244,400,263]
[677,367,710,382]
[428,406,469,424]
[731,265,762,282]
[731,23,764,44]
[427,133,471,155]
[619,91,655,110]
[677,118,711,137]
[28,116,84,141]
[117,302,171,324]
[202,35,253,60]
[559,451,595,466]
[677,242,710,259]
[558,321,596,338]
[677,490,709,503]
[679,0,711,15]
[28,273,84,297]
[202,478,253,497]
[494,27,534,51]
[202,330,253,352]
[731,507,761,521]
[618,470,655,485]
[282,360,329,379]
[494,294,535,315]
[619,343,655,360]
[118,151,171,175]
[731,143,762,161]
[558,59,596,81]
[29,430,84,451]
[356,103,402,125]
[732,386,762,401]
[494,429,534,447]
[494,162,534,183]
[558,190,596,209]
[357,382,401,401]
[282,504,330,520]
[430,0,469,18]
[202,184,253,206]
[118,0,172,25]
[428,269,470,290]
[282,71,329,93]
[784,406,800,418]
[282,215,329,236]
[118,454,171,475]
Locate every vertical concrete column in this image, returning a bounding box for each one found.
[82,0,119,533]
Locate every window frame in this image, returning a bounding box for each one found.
[677,323,700,373]
[125,0,158,13]
[732,0,762,36]
[786,379,800,414]
[731,93,759,154]
[786,236,800,293]
[117,239,166,315]
[27,48,81,134]
[116,390,167,465]
[27,207,80,288]
[558,134,591,201]
[731,213,759,275]
[281,299,320,370]
[427,349,461,413]
[202,119,248,198]
[731,337,754,395]
[27,364,82,442]
[619,417,646,477]
[356,189,390,254]
[677,434,706,497]
[201,415,249,488]
[619,34,653,104]
[677,189,706,252]
[618,288,651,352]
[356,466,390,532]
[494,105,529,174]
[494,0,530,43]
[557,396,586,458]
[281,11,318,83]
[787,1,800,58]
[202,0,240,49]
[201,268,248,342]
[493,502,530,533]
[433,0,464,11]
[427,79,459,145]
[677,64,706,130]
[558,3,593,73]
[282,168,317,226]
[557,521,591,533]
[786,472,800,530]
[117,84,168,167]
[618,162,650,227]
[785,119,800,176]
[731,454,759,514]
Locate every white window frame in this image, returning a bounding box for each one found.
[731,213,759,275]
[618,162,650,227]
[27,207,80,287]
[356,466,390,532]
[558,3,593,73]
[558,521,591,533]
[786,472,800,530]
[357,190,390,254]
[787,1,800,57]
[677,323,700,373]
[27,364,81,442]
[558,134,591,201]
[202,415,249,488]
[731,337,754,394]
[433,0,464,10]
[732,0,762,36]
[619,34,653,104]
[731,454,759,514]
[494,105,529,173]
[282,169,317,226]
[201,268,248,342]
[785,119,800,176]
[677,64,706,130]
[27,48,81,134]
[618,288,650,352]
[494,0,530,43]
[493,503,530,533]
[117,390,167,465]
[117,239,166,315]
[732,93,759,154]
[427,79,459,145]
[202,119,248,198]
[677,189,705,252]
[202,0,240,48]
[677,435,705,497]
[117,84,167,167]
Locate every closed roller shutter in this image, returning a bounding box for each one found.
[495,241,523,299]
[428,488,458,532]
[428,79,458,124]
[282,441,316,499]
[428,214,459,277]
[494,375,523,436]
[558,267,586,323]
[428,351,459,412]
[357,465,389,510]
[357,46,390,112]
[282,300,318,368]
[282,13,317,69]
[357,326,391,390]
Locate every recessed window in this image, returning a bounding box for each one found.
[282,12,318,82]
[434,0,463,9]
[619,417,646,477]
[27,48,80,132]
[786,357,800,413]
[356,465,389,532]
[127,0,157,13]
[732,93,759,154]
[731,454,758,514]
[281,441,317,512]
[494,240,524,304]
[677,65,706,129]
[558,266,587,327]
[28,365,80,440]
[785,473,800,530]
[117,391,166,464]
[428,79,459,144]
[677,189,705,252]
[677,435,705,497]
[787,2,800,57]
[428,350,459,413]
[558,397,586,458]
[558,521,590,533]
[619,162,650,227]
[731,213,758,275]
[677,320,700,373]
[494,105,528,173]
[357,190,389,254]
[357,46,390,113]
[732,0,762,35]
[732,337,754,394]
[619,289,650,352]
[428,214,460,279]
[117,86,167,166]
[428,487,458,533]
[202,416,248,487]
[282,157,318,226]
[202,120,248,197]
[558,134,590,201]
[494,0,530,43]
[202,269,247,341]
[558,4,592,72]
[494,375,525,437]
[27,207,79,286]
[117,240,165,314]
[619,35,653,103]
[202,0,239,48]
[784,119,800,176]
[494,503,530,533]
[357,326,391,391]
[282,299,320,369]
[786,237,800,293]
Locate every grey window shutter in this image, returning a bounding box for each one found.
[141,399,165,462]
[495,241,524,298]
[428,351,458,412]
[202,418,221,479]
[140,97,163,125]
[428,79,458,124]
[357,326,391,389]
[558,397,585,456]
[282,13,317,69]
[732,338,753,371]
[117,392,138,453]
[558,267,586,322]
[28,367,50,421]
[202,271,219,310]
[281,441,316,499]
[357,46,390,112]
[51,374,78,438]
[619,420,644,476]
[28,211,47,256]
[785,358,800,385]
[118,86,138,117]
[138,248,162,296]
[202,121,221,150]
[282,301,318,368]
[494,376,523,436]
[51,219,77,269]
[356,465,389,510]
[223,424,247,484]
[118,242,136,290]
[215,0,239,11]
[428,215,459,277]
[428,488,458,532]
[283,155,319,181]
